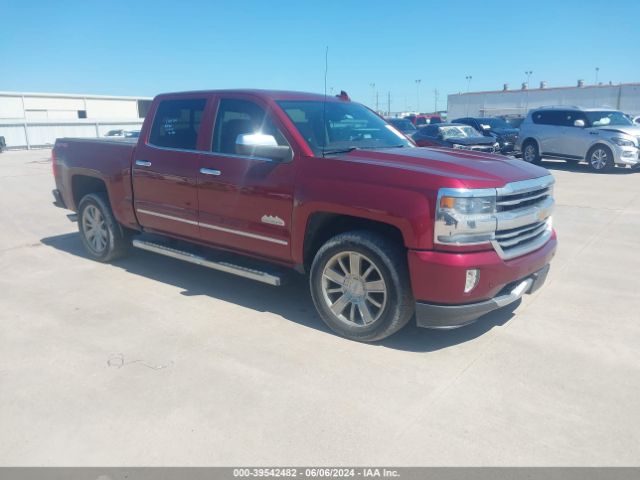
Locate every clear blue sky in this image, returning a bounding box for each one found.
[1,0,638,112]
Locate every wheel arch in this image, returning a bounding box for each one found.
[71,174,109,211]
[301,212,405,274]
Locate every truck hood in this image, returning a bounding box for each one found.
[330,147,549,187]
[595,125,640,136]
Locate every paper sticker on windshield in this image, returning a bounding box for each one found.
[385,124,407,139]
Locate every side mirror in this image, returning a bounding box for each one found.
[235,133,292,162]
[574,119,586,128]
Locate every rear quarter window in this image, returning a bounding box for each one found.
[149,98,207,150]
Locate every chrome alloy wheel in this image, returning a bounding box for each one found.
[590,147,609,170]
[321,251,387,326]
[82,205,108,253]
[523,144,536,162]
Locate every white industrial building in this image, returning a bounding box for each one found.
[447,82,640,120]
[0,91,152,149]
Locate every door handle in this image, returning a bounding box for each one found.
[200,168,221,176]
[135,160,152,167]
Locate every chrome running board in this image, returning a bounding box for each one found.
[132,238,282,286]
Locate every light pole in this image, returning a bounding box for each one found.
[595,67,600,85]
[465,75,472,115]
[434,88,439,113]
[369,83,375,109]
[524,71,533,114]
[415,79,422,113]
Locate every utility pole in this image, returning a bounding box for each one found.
[524,70,533,114]
[387,91,391,116]
[465,75,472,115]
[595,67,599,85]
[375,91,379,112]
[434,88,439,113]
[415,79,421,113]
[369,83,375,109]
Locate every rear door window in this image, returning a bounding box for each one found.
[149,98,206,150]
[533,110,565,126]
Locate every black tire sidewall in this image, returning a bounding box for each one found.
[309,231,413,342]
[77,193,124,262]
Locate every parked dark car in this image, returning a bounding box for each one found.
[386,117,417,137]
[0,136,6,152]
[412,123,499,153]
[452,117,519,154]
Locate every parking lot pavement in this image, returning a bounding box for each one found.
[0,149,638,466]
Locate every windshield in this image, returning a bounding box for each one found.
[440,125,479,139]
[585,111,632,127]
[277,100,413,155]
[478,118,510,130]
[389,119,417,132]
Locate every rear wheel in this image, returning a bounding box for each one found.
[309,231,414,342]
[522,140,541,164]
[78,193,130,262]
[587,145,614,172]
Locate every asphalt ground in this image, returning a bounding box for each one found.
[1,149,638,465]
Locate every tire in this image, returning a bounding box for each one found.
[522,140,541,164]
[587,144,614,173]
[309,230,415,342]
[77,192,130,262]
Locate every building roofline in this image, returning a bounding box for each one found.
[0,91,153,101]
[451,82,640,96]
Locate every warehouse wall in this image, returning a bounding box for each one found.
[447,83,640,119]
[0,92,150,149]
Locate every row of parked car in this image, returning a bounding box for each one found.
[387,116,518,155]
[387,105,640,172]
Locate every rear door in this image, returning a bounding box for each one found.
[195,95,297,262]
[533,110,564,155]
[559,111,591,158]
[132,96,209,239]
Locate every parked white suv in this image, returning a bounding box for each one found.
[516,106,640,172]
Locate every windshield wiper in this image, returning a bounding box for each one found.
[322,147,359,155]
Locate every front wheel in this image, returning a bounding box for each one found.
[587,145,614,172]
[78,193,130,262]
[522,140,541,164]
[309,231,414,342]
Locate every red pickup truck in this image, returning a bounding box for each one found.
[51,89,557,341]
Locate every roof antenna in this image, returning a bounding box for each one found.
[322,46,328,158]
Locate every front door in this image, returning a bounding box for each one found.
[132,96,209,239]
[196,96,296,262]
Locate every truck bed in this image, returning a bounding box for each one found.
[53,137,139,229]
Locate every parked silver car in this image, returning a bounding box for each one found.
[516,106,640,172]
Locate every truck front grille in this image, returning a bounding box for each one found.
[492,176,555,260]
[496,185,552,212]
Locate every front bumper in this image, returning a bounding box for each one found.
[612,145,640,166]
[408,230,557,328]
[416,264,549,329]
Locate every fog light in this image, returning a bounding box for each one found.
[464,269,480,293]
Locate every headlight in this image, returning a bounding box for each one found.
[439,195,495,214]
[435,188,497,245]
[612,137,636,147]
